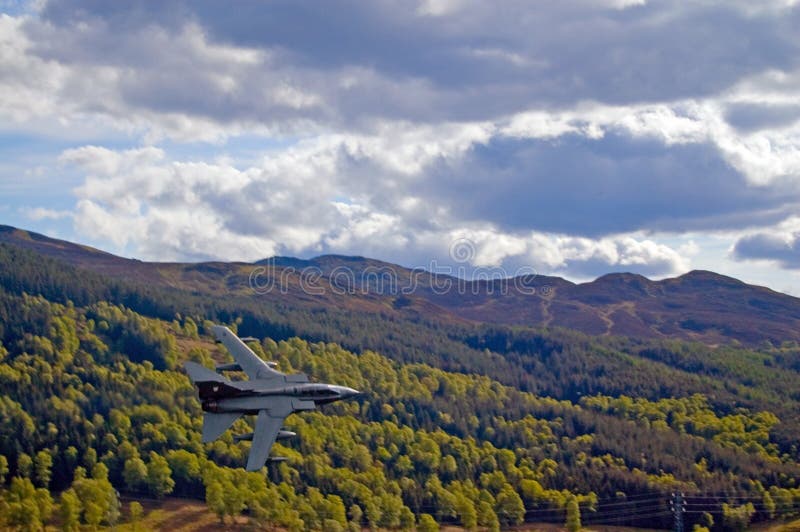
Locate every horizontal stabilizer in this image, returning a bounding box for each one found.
[202,412,241,443]
[185,362,244,399]
[185,361,226,384]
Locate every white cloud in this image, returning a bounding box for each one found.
[416,0,466,17]
[6,1,800,292]
[24,85,800,280]
[445,229,529,267]
[678,240,701,257]
[61,145,165,178]
[20,206,72,220]
[438,229,688,276]
[538,235,688,277]
[59,141,692,278]
[0,14,66,122]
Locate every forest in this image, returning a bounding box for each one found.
[0,242,799,530]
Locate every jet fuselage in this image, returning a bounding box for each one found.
[201,382,360,414]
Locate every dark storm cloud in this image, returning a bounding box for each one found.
[29,0,800,124]
[397,132,798,237]
[733,231,800,269]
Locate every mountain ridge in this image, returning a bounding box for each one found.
[2,223,799,346]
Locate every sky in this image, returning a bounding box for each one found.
[2,0,800,294]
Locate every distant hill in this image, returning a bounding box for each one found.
[2,224,800,345]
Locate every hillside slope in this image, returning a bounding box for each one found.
[0,257,799,530]
[2,224,800,345]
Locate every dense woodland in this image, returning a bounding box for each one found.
[0,243,800,530]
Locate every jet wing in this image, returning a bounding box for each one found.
[246,408,288,471]
[212,325,285,381]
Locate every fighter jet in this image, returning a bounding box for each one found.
[185,325,360,471]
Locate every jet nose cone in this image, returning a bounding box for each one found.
[342,386,361,399]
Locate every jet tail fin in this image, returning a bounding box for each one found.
[202,412,242,443]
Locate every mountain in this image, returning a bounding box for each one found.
[2,225,800,531]
[2,224,799,346]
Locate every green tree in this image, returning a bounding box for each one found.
[323,519,343,532]
[36,485,54,529]
[477,500,500,532]
[17,453,32,479]
[91,462,109,481]
[399,505,415,530]
[83,448,97,471]
[566,494,582,532]
[4,476,52,532]
[123,457,148,491]
[205,480,226,523]
[0,454,7,485]
[185,316,200,338]
[166,449,201,494]
[129,501,144,531]
[348,503,363,531]
[81,492,104,528]
[441,455,458,478]
[495,484,524,526]
[71,467,115,529]
[377,493,402,528]
[364,498,382,530]
[34,450,52,488]
[326,494,347,527]
[108,409,132,440]
[417,513,439,532]
[280,509,305,532]
[106,485,121,527]
[222,478,245,521]
[722,503,755,532]
[698,511,714,529]
[763,491,776,519]
[146,451,175,498]
[455,494,478,530]
[59,489,81,532]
